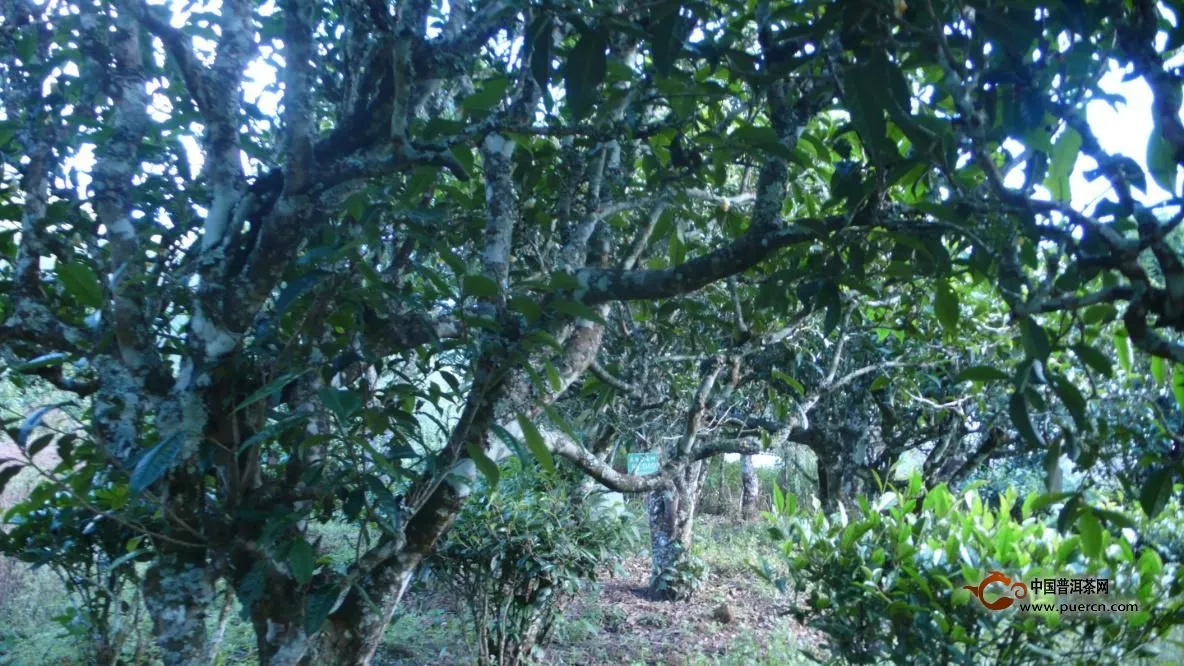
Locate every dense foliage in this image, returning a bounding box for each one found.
[765,477,1184,665]
[432,464,639,666]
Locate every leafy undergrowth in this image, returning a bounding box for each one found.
[375,516,819,666]
[2,514,816,665]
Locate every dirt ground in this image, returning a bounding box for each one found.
[546,555,818,665]
[384,550,820,666]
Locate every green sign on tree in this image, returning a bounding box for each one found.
[627,452,660,476]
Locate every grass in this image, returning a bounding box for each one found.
[0,560,79,665]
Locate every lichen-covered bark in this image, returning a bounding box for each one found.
[142,552,216,666]
[646,462,701,600]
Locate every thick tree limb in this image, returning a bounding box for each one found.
[280,0,317,195]
[692,438,764,460]
[91,6,165,387]
[577,218,843,304]
[1017,285,1137,316]
[120,0,212,113]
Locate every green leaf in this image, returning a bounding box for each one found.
[842,65,893,164]
[1072,344,1113,378]
[1018,316,1050,360]
[304,588,339,636]
[26,433,54,458]
[550,299,606,324]
[466,442,500,486]
[1057,495,1082,533]
[668,231,686,265]
[564,28,607,119]
[1009,391,1042,448]
[56,261,105,309]
[508,296,542,323]
[463,274,499,299]
[516,413,555,473]
[1044,128,1081,202]
[287,539,316,585]
[0,465,22,496]
[461,76,511,116]
[934,280,959,332]
[1022,491,1077,518]
[1092,507,1136,530]
[1077,512,1102,560]
[275,272,328,316]
[57,434,77,465]
[648,0,688,77]
[234,370,313,414]
[129,433,186,493]
[1114,333,1132,373]
[1152,356,1167,385]
[1082,303,1117,324]
[492,424,531,466]
[450,145,475,178]
[544,363,562,392]
[318,388,362,423]
[953,366,1009,383]
[1052,375,1088,431]
[1084,303,1117,324]
[343,191,368,221]
[729,126,804,163]
[1173,364,1184,413]
[922,484,954,517]
[1147,121,1179,194]
[16,401,73,448]
[1139,467,1173,519]
[772,369,805,395]
[1138,548,1164,577]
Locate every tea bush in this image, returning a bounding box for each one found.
[1,477,148,664]
[432,462,640,666]
[761,475,1184,665]
[650,543,709,601]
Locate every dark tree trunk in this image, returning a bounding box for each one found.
[817,461,839,513]
[740,454,759,520]
[646,462,702,600]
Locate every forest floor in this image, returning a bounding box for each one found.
[0,497,819,665]
[374,516,821,666]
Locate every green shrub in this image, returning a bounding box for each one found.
[761,475,1184,665]
[650,543,709,600]
[1133,497,1184,566]
[2,478,149,664]
[432,463,639,665]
